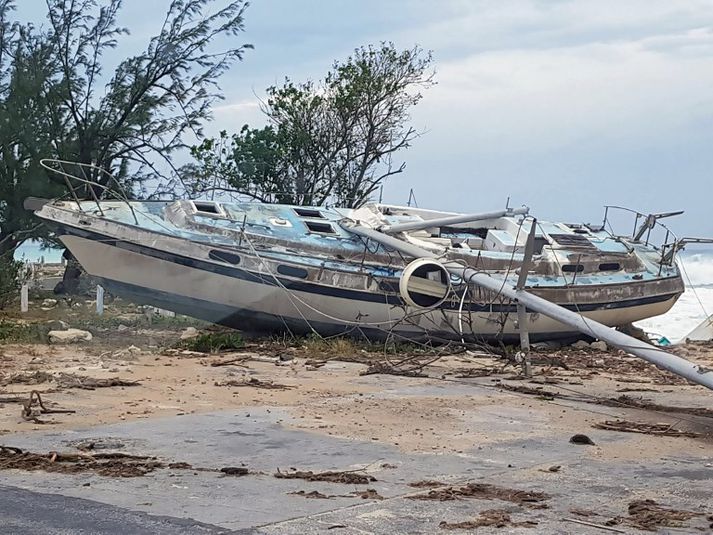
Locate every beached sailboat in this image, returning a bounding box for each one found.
[27,160,685,344]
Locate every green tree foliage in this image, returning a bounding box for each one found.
[186,43,434,208]
[0,0,252,269]
[0,0,65,265]
[44,0,253,195]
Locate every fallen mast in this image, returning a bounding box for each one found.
[341,220,713,391]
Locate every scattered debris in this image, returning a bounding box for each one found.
[72,438,127,451]
[453,367,496,378]
[593,420,700,438]
[287,488,384,500]
[569,434,595,445]
[304,359,326,370]
[274,468,376,484]
[569,508,599,518]
[499,383,560,400]
[622,499,704,531]
[0,446,162,477]
[1,371,54,385]
[21,391,75,423]
[55,373,140,390]
[215,378,293,390]
[439,509,538,530]
[360,361,428,377]
[288,490,332,499]
[564,518,626,533]
[408,480,447,488]
[353,488,384,500]
[408,482,549,508]
[598,395,713,419]
[209,357,250,367]
[220,466,249,476]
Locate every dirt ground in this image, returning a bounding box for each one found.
[2,296,713,460]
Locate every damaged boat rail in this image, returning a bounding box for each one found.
[341,219,713,392]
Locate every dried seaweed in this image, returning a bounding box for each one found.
[408,482,549,508]
[617,499,704,531]
[439,509,538,530]
[289,490,332,499]
[274,468,376,484]
[0,446,162,477]
[353,488,384,500]
[408,480,447,488]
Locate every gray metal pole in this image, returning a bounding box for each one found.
[341,220,713,390]
[378,206,530,234]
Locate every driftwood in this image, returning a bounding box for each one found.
[593,420,700,438]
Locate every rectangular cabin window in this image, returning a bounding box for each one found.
[191,200,225,217]
[305,221,336,234]
[294,208,324,218]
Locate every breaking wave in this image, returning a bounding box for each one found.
[678,251,713,288]
[637,250,713,341]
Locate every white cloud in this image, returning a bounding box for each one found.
[411,24,713,154]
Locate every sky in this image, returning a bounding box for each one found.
[15,0,713,238]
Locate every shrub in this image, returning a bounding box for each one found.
[182,332,244,353]
[0,258,22,310]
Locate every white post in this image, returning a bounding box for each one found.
[20,283,29,313]
[96,285,104,316]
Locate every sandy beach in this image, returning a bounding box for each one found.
[1,295,712,533]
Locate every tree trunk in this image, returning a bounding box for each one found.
[54,249,83,295]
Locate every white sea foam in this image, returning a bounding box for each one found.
[636,251,713,342]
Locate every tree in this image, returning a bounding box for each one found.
[44,0,253,195]
[0,1,65,264]
[0,0,252,287]
[185,43,434,208]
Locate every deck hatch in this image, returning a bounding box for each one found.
[294,208,324,218]
[548,233,598,252]
[305,221,336,234]
[191,200,226,217]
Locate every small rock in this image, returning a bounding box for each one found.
[48,329,93,344]
[569,434,595,446]
[126,345,141,354]
[571,340,590,350]
[180,327,199,340]
[117,324,130,332]
[590,340,607,351]
[278,353,294,362]
[41,298,58,308]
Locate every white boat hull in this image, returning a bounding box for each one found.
[61,234,680,341]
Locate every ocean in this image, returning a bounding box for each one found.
[13,241,64,264]
[637,250,713,342]
[13,242,713,341]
